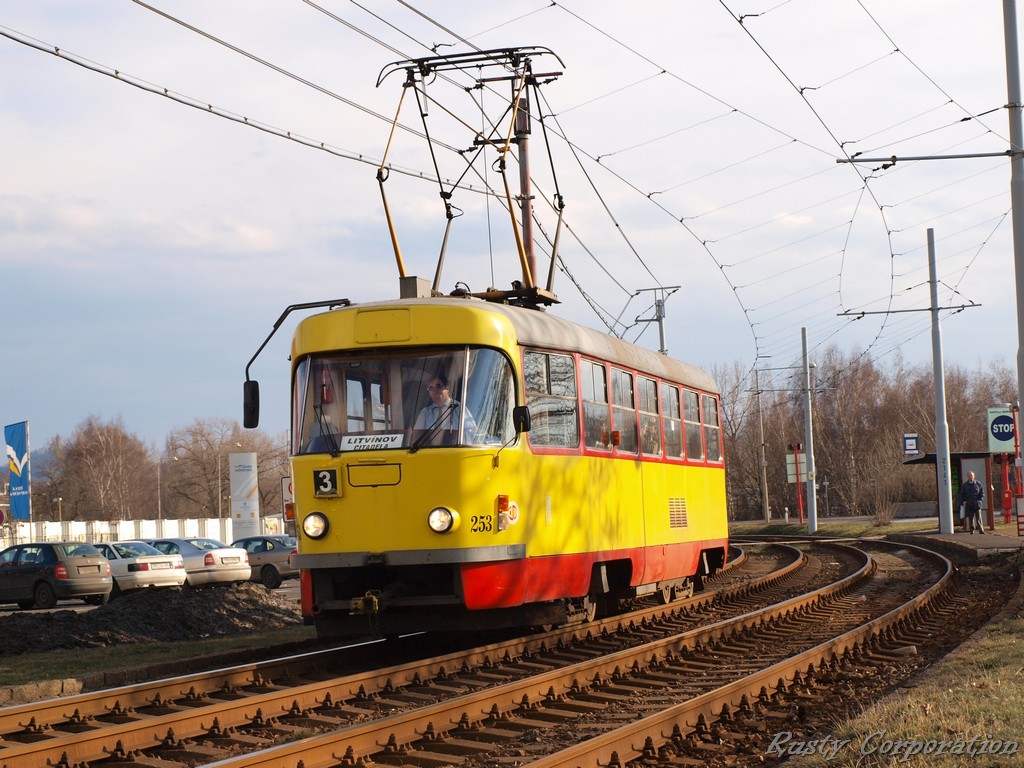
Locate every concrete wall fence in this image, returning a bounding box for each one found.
[0,519,251,550]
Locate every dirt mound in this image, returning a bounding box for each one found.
[0,583,302,656]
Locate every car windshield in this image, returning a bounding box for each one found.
[115,542,163,557]
[293,346,516,454]
[57,544,98,558]
[187,539,227,550]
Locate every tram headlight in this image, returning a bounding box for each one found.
[302,512,329,539]
[427,506,459,534]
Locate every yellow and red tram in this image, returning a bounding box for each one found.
[271,291,727,639]
[241,46,729,639]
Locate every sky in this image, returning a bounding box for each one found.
[1,0,1021,454]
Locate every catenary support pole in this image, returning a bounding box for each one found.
[802,327,817,534]
[755,368,770,521]
[1002,0,1024,526]
[929,229,954,533]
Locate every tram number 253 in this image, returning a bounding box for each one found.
[471,514,493,533]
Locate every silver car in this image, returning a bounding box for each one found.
[231,535,298,589]
[94,541,187,596]
[146,538,250,587]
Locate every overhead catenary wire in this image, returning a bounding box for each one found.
[1,1,1005,394]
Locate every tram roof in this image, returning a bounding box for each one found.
[352,297,719,394]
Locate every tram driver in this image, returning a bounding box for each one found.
[413,373,477,445]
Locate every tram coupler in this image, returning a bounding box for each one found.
[351,591,382,615]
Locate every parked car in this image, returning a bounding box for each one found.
[231,535,298,589]
[146,538,250,586]
[93,541,187,597]
[0,542,113,609]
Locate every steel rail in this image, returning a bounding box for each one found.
[525,540,955,768]
[0,544,763,740]
[0,543,816,768]
[169,545,874,768]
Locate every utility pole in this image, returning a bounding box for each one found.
[217,452,223,519]
[802,328,818,534]
[1003,0,1024,527]
[838,5,1020,528]
[754,368,770,521]
[929,229,955,533]
[837,233,957,532]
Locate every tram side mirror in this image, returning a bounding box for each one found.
[243,380,261,429]
[512,405,531,433]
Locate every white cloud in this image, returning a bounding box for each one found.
[0,0,1020,449]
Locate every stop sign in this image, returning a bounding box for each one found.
[988,407,1016,453]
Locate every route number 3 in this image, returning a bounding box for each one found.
[314,469,338,496]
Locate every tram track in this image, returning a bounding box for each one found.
[0,541,965,768]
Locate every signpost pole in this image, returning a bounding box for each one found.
[988,405,1019,524]
[790,443,805,524]
[1003,454,1014,524]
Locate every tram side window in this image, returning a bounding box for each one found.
[639,377,662,456]
[702,393,723,462]
[524,351,580,448]
[346,379,365,431]
[581,360,611,450]
[611,368,638,454]
[345,379,387,433]
[661,383,683,458]
[464,348,516,445]
[683,389,704,461]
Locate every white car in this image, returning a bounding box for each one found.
[93,541,187,596]
[147,538,251,587]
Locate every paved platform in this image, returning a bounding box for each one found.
[888,528,1024,562]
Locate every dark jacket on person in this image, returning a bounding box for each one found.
[958,478,984,511]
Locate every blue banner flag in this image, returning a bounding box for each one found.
[4,421,32,521]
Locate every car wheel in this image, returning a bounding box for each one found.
[261,565,283,590]
[34,581,57,610]
[110,580,122,600]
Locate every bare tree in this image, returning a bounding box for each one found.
[713,361,764,519]
[163,418,288,520]
[46,417,152,521]
[722,345,1018,521]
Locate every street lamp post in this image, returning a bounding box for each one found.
[217,443,243,519]
[53,496,62,522]
[217,452,223,519]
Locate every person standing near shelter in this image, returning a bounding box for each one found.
[958,471,985,534]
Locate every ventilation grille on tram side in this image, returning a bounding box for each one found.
[669,498,688,528]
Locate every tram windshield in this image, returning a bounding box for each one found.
[293,346,516,454]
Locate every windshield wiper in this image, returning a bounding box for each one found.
[313,404,340,455]
[409,402,456,453]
